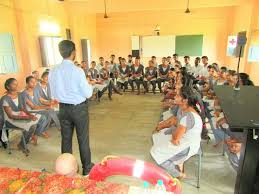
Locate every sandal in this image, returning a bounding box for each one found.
[31,135,38,145]
[41,132,50,138]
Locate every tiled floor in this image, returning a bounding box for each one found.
[0,93,236,193]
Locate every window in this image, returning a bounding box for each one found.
[0,33,18,74]
[39,36,63,67]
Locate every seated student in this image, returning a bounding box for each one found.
[162,68,178,100]
[173,54,181,67]
[96,57,105,72]
[225,139,242,171]
[117,58,131,92]
[87,61,107,99]
[99,61,122,100]
[32,70,41,83]
[19,76,52,138]
[109,54,118,80]
[74,61,80,67]
[183,56,192,73]
[2,78,49,154]
[202,65,218,96]
[157,57,170,93]
[55,153,80,177]
[192,57,202,78]
[128,56,145,95]
[34,72,61,130]
[143,60,157,94]
[212,62,220,72]
[225,70,237,86]
[199,56,210,78]
[167,56,172,67]
[151,56,159,68]
[239,73,254,86]
[118,57,122,65]
[127,55,133,66]
[151,86,203,179]
[81,61,88,76]
[216,66,228,85]
[210,73,253,147]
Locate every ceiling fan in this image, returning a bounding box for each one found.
[104,0,109,18]
[185,0,191,14]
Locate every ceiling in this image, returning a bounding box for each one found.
[67,0,242,13]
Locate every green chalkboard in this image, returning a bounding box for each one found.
[175,35,203,56]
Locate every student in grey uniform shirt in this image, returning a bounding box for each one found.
[143,60,157,94]
[191,57,202,78]
[151,56,159,68]
[49,40,94,175]
[183,56,192,73]
[96,57,105,72]
[1,78,49,154]
[34,71,61,130]
[19,76,53,139]
[109,54,118,80]
[157,57,170,93]
[117,58,131,92]
[99,61,122,100]
[88,61,99,80]
[87,61,108,99]
[127,54,133,66]
[129,56,144,95]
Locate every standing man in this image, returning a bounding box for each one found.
[49,40,94,176]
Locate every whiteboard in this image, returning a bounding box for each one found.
[141,35,175,57]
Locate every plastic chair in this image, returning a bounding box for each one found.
[2,123,29,156]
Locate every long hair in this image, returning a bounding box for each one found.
[180,86,200,113]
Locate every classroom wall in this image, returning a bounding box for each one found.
[96,7,233,65]
[227,0,259,85]
[0,0,25,94]
[0,0,97,94]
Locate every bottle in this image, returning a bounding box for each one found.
[155,180,167,193]
[143,181,150,194]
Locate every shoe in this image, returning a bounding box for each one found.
[83,163,95,176]
[108,96,112,100]
[1,141,7,149]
